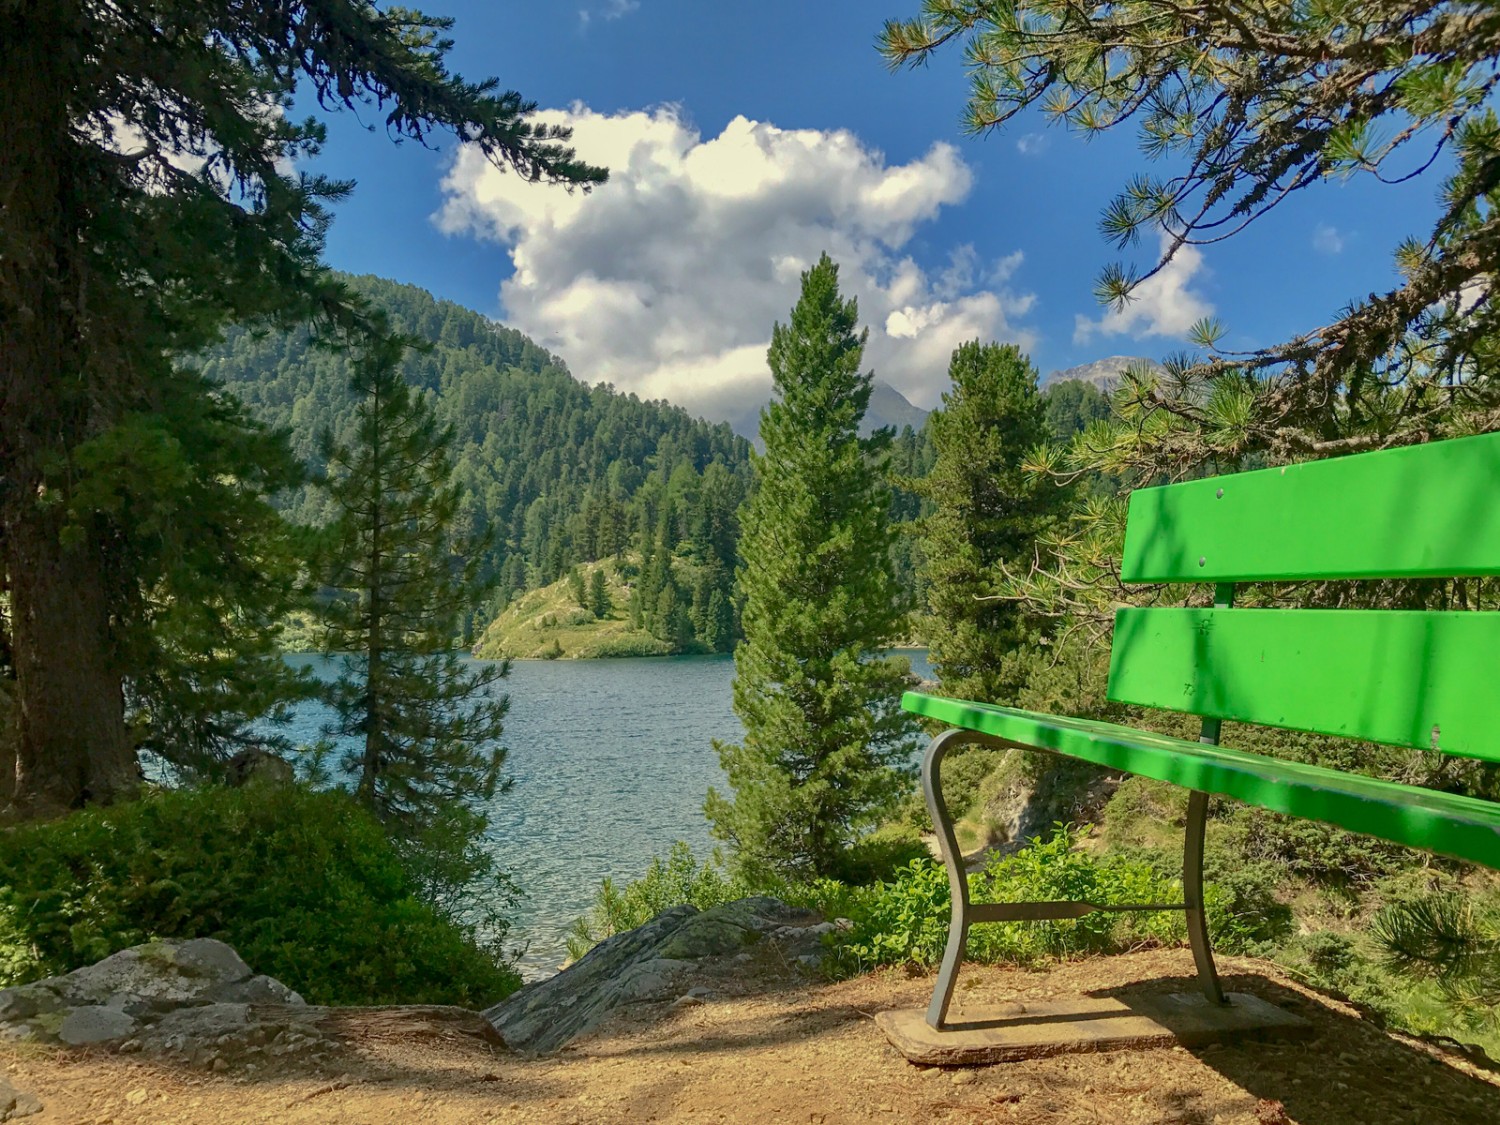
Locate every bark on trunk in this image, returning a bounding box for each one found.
[1,3,138,817]
[6,514,136,816]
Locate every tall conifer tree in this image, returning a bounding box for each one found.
[917,342,1061,704]
[706,254,918,881]
[318,339,509,863]
[0,3,603,817]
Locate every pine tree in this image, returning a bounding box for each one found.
[111,368,321,777]
[703,589,734,654]
[917,342,1062,704]
[318,340,510,870]
[706,254,919,881]
[588,569,612,619]
[881,2,1500,459]
[1,3,603,817]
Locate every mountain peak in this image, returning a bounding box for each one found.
[1044,355,1163,391]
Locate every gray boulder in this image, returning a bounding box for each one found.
[486,896,828,1054]
[57,1006,137,1046]
[0,938,304,1051]
[34,939,251,1008]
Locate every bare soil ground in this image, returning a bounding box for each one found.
[3,949,1497,1125]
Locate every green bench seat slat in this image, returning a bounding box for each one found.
[1107,608,1500,764]
[901,692,1500,869]
[1120,431,1500,583]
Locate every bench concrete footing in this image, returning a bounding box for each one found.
[876,991,1312,1065]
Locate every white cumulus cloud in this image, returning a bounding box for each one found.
[1073,232,1213,344]
[435,104,1036,417]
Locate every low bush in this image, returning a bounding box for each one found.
[0,784,520,1007]
[566,842,750,960]
[833,825,1261,972]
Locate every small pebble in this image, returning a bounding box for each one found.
[951,1070,977,1086]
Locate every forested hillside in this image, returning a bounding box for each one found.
[198,275,753,645]
[199,274,1114,651]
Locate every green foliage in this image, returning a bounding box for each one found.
[1,0,605,814]
[0,786,519,1007]
[1373,892,1500,1029]
[1218,804,1409,887]
[202,274,751,652]
[69,367,323,777]
[835,826,1232,972]
[1275,931,1401,1016]
[588,568,612,619]
[916,341,1065,705]
[881,4,1500,447]
[708,254,921,881]
[566,843,750,961]
[1042,379,1112,441]
[318,340,510,845]
[583,634,677,658]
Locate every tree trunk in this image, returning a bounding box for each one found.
[1,3,138,818]
[6,514,137,816]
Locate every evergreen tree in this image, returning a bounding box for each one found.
[881,2,1500,459]
[588,569,611,619]
[703,589,734,654]
[318,340,510,864]
[917,342,1062,704]
[706,254,919,881]
[111,369,321,777]
[1042,379,1112,441]
[0,3,603,817]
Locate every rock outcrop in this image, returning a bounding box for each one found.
[486,896,841,1054]
[0,939,327,1066]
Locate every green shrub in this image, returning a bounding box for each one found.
[1274,930,1402,1017]
[828,824,930,885]
[566,842,751,960]
[834,824,1259,972]
[0,785,519,1007]
[1220,806,1408,885]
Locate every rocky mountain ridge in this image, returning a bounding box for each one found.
[1043,355,1163,390]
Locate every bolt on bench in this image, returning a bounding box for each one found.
[899,432,1500,1043]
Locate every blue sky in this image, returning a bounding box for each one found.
[304,0,1442,419]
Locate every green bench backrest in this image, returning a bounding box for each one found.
[1109,432,1500,764]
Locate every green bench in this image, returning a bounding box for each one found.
[904,432,1500,1030]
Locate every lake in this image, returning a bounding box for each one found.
[271,650,931,979]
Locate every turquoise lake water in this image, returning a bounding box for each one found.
[272,650,931,978]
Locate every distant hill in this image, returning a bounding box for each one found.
[1043,355,1163,391]
[727,379,929,442]
[198,274,749,646]
[473,558,677,660]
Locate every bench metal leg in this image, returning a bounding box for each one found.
[1184,789,1226,1005]
[922,728,993,1030]
[920,731,1228,1028]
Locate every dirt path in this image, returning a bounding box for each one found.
[3,950,1497,1124]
